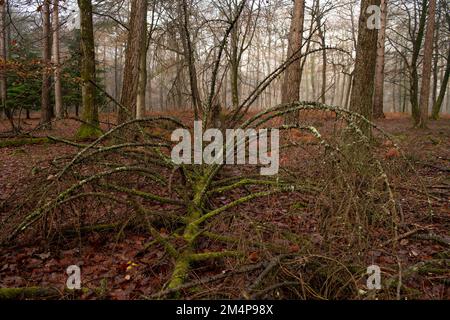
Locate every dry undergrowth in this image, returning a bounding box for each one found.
[1,102,441,299]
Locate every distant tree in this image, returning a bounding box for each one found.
[62,29,105,117]
[417,0,437,128]
[6,48,41,120]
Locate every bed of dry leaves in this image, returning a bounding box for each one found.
[0,112,448,299]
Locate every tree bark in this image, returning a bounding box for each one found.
[117,0,147,124]
[315,0,327,105]
[52,0,63,118]
[177,0,201,117]
[76,0,100,139]
[40,0,52,127]
[417,0,437,128]
[136,1,148,119]
[349,0,380,136]
[281,0,305,124]
[431,43,450,119]
[410,0,428,123]
[373,0,387,119]
[0,0,8,123]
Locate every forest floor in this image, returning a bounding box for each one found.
[0,112,448,300]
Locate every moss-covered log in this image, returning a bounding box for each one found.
[0,287,60,300]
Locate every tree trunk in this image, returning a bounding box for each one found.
[417,0,436,128]
[178,0,201,117]
[431,7,440,107]
[410,0,428,123]
[0,0,8,123]
[373,0,387,119]
[340,72,347,107]
[40,0,52,128]
[52,0,63,118]
[431,44,450,119]
[281,0,305,124]
[76,0,99,139]
[349,0,380,136]
[136,1,148,119]
[310,55,316,100]
[230,23,240,109]
[117,0,147,124]
[316,2,327,105]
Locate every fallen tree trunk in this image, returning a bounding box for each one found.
[0,287,60,299]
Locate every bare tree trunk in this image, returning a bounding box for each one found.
[40,0,52,127]
[316,1,327,105]
[230,22,240,109]
[76,0,99,138]
[417,0,436,128]
[178,0,201,118]
[431,7,440,107]
[344,73,353,109]
[331,64,337,105]
[340,72,347,107]
[410,0,428,123]
[310,55,316,100]
[52,0,63,118]
[281,0,305,124]
[0,0,8,123]
[136,1,148,119]
[114,40,119,103]
[431,8,450,119]
[373,0,387,119]
[117,0,147,124]
[349,0,380,136]
[431,43,450,119]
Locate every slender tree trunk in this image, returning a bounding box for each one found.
[431,45,450,119]
[373,0,387,119]
[431,7,440,107]
[310,55,316,100]
[417,0,436,128]
[117,0,147,124]
[76,0,99,138]
[318,24,327,104]
[0,0,8,123]
[345,73,353,109]
[178,0,201,118]
[281,0,305,124]
[40,0,52,127]
[114,40,119,103]
[136,1,148,119]
[331,64,338,105]
[52,0,63,118]
[230,23,240,109]
[349,0,380,136]
[340,72,347,107]
[410,0,428,123]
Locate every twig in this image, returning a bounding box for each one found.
[148,262,265,299]
[380,228,423,247]
[413,233,450,247]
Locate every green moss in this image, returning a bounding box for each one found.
[0,137,49,148]
[75,123,102,140]
[0,287,59,299]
